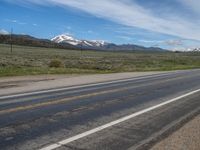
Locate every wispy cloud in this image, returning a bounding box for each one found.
[161,38,200,51]
[138,40,163,43]
[116,35,132,41]
[5,19,27,25]
[87,30,93,34]
[164,39,183,46]
[32,23,38,26]
[0,29,9,35]
[5,19,38,27]
[178,0,200,15]
[5,0,200,41]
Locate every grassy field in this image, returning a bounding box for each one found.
[0,44,200,77]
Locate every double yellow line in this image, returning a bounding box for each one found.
[0,87,130,115]
[0,75,185,115]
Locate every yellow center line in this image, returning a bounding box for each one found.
[0,75,185,115]
[0,87,129,115]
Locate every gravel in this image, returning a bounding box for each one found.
[0,71,165,96]
[151,115,200,150]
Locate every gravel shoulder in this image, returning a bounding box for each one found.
[151,115,200,150]
[0,71,166,96]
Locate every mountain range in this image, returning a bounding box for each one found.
[51,34,168,52]
[3,33,200,52]
[51,34,107,47]
[0,34,77,50]
[186,47,200,52]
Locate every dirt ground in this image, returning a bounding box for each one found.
[0,71,165,96]
[0,74,77,89]
[151,115,200,150]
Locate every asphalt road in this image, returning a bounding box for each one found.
[0,70,200,150]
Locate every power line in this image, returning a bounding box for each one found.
[10,28,13,54]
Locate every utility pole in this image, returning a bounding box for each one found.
[173,51,176,69]
[81,42,83,55]
[10,28,13,54]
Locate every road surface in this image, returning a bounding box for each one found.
[0,70,200,150]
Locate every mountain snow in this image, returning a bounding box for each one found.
[186,47,200,52]
[192,47,200,52]
[51,34,108,47]
[51,34,81,45]
[91,40,107,46]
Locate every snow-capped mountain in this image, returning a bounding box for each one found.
[51,34,108,47]
[192,47,200,52]
[186,47,200,52]
[51,34,81,46]
[0,33,167,51]
[50,34,167,51]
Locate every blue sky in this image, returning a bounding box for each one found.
[1,0,200,50]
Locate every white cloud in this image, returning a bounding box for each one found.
[161,38,200,51]
[66,26,71,30]
[0,29,9,35]
[178,0,200,15]
[5,19,27,25]
[139,40,163,43]
[164,39,183,46]
[117,35,132,41]
[4,0,200,41]
[32,23,38,26]
[87,30,93,34]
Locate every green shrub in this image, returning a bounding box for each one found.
[49,59,64,68]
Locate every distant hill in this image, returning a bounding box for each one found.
[0,34,168,52]
[0,34,77,50]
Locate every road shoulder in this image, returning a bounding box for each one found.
[0,71,166,96]
[151,114,200,150]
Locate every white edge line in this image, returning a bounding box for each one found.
[0,72,177,100]
[39,88,200,150]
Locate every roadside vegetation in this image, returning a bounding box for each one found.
[0,44,200,77]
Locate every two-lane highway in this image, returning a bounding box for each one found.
[0,70,200,150]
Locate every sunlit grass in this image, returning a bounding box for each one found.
[0,44,199,77]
